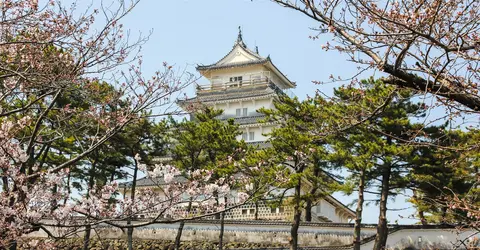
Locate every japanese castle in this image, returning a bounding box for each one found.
[131,29,355,223]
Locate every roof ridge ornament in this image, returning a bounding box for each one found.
[236,26,246,48]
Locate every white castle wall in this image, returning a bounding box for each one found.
[361,228,478,250]
[25,222,478,249]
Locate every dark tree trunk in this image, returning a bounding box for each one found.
[83,160,97,250]
[305,160,321,222]
[2,176,8,192]
[174,199,192,250]
[373,164,391,250]
[353,169,366,250]
[290,179,302,250]
[7,242,17,250]
[64,170,71,205]
[305,201,312,222]
[254,201,259,220]
[175,221,186,250]
[218,197,227,250]
[419,210,427,225]
[110,168,116,183]
[127,159,139,250]
[83,225,92,250]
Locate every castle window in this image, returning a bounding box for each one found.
[249,132,255,141]
[241,132,248,141]
[230,76,243,83]
[229,76,243,87]
[242,107,248,116]
[236,108,241,116]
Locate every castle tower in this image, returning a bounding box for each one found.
[170,29,354,222]
[178,28,295,147]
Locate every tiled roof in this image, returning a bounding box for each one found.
[196,57,296,88]
[197,27,265,71]
[195,30,295,88]
[197,58,269,71]
[218,114,267,125]
[178,86,276,104]
[324,195,356,217]
[119,175,187,188]
[246,141,272,149]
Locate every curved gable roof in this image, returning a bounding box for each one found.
[195,31,296,88]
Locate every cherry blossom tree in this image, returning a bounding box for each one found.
[270,0,480,114]
[0,0,220,248]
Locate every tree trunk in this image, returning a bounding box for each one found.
[306,160,321,222]
[290,179,302,250]
[64,170,71,205]
[83,160,97,250]
[218,197,227,250]
[353,169,366,250]
[373,165,391,250]
[174,199,192,250]
[83,225,92,250]
[127,158,139,250]
[305,200,312,222]
[412,190,427,225]
[419,210,427,225]
[254,201,259,220]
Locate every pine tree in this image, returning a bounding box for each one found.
[116,117,169,250]
[260,96,339,250]
[336,80,425,250]
[408,127,478,224]
[169,107,242,250]
[325,80,399,250]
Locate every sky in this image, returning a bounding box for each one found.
[83,0,419,224]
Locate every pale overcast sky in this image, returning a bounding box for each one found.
[86,0,418,224]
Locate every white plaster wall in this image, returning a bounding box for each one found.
[26,226,353,247]
[260,126,273,136]
[216,98,273,117]
[253,99,273,111]
[269,73,282,88]
[26,223,476,249]
[360,228,478,250]
[208,65,266,84]
[237,126,270,142]
[316,200,341,223]
[217,46,258,65]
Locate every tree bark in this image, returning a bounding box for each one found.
[306,160,321,222]
[353,169,366,250]
[419,210,427,225]
[305,200,312,222]
[83,225,92,250]
[373,164,391,250]
[290,179,302,250]
[83,160,96,250]
[174,199,192,250]
[63,170,71,205]
[218,197,227,250]
[254,201,259,220]
[127,158,139,250]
